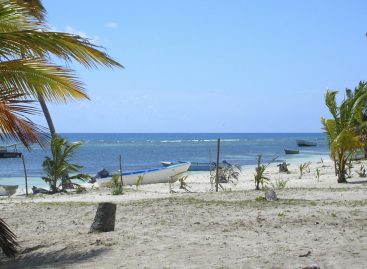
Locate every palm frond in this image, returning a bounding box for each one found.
[0,0,40,32]
[14,0,45,21]
[0,89,47,148]
[325,90,339,121]
[0,31,123,68]
[0,218,18,257]
[0,58,88,102]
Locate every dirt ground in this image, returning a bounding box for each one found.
[0,187,366,269]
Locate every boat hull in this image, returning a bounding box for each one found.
[98,162,190,186]
[0,152,22,158]
[0,185,18,196]
[161,161,217,171]
[296,140,317,147]
[284,149,299,154]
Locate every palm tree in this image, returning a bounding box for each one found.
[0,0,122,257]
[0,0,123,139]
[321,84,367,183]
[42,136,90,193]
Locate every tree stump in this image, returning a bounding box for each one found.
[277,162,289,173]
[90,203,116,233]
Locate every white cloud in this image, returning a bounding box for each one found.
[65,25,88,38]
[65,26,100,44]
[105,22,118,28]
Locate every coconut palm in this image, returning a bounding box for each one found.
[0,0,123,141]
[0,0,122,257]
[321,84,367,183]
[42,136,91,193]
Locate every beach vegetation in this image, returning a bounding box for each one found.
[270,178,288,190]
[135,175,144,190]
[178,175,191,192]
[255,196,266,202]
[42,136,91,193]
[316,168,320,181]
[322,82,367,183]
[254,155,277,190]
[298,162,311,179]
[356,165,367,177]
[277,212,286,218]
[211,161,241,185]
[111,174,123,195]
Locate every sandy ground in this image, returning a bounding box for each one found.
[0,160,367,268]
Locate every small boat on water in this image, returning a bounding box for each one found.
[284,149,299,154]
[161,161,216,171]
[296,139,317,147]
[0,185,18,196]
[98,162,190,186]
[0,144,22,158]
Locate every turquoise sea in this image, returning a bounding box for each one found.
[0,133,329,190]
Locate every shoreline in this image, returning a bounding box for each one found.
[1,157,364,204]
[0,154,332,195]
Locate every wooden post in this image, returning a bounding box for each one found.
[21,154,28,196]
[215,138,220,192]
[119,154,123,186]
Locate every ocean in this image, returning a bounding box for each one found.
[0,133,329,189]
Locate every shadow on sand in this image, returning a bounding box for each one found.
[348,179,367,184]
[0,245,109,269]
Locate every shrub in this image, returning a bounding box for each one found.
[299,162,311,179]
[111,174,123,195]
[271,178,288,190]
[254,155,277,190]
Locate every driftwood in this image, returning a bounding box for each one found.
[90,203,116,233]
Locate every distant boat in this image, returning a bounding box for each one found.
[161,161,219,171]
[296,139,317,147]
[0,144,22,159]
[0,185,18,196]
[284,149,299,154]
[98,162,190,186]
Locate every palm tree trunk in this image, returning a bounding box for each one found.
[37,93,56,137]
[337,158,348,183]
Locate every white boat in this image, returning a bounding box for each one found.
[0,185,18,196]
[98,162,190,186]
[296,139,317,147]
[161,161,215,171]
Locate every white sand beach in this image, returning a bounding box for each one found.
[0,159,366,268]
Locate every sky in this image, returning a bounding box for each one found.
[36,0,367,133]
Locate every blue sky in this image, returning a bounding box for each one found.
[37,0,367,133]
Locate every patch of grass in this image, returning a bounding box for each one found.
[277,212,286,218]
[112,185,123,195]
[37,201,95,207]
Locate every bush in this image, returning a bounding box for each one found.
[271,178,288,190]
[111,174,123,195]
[112,185,123,195]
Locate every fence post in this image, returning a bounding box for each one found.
[21,154,28,196]
[215,138,220,192]
[119,154,123,186]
